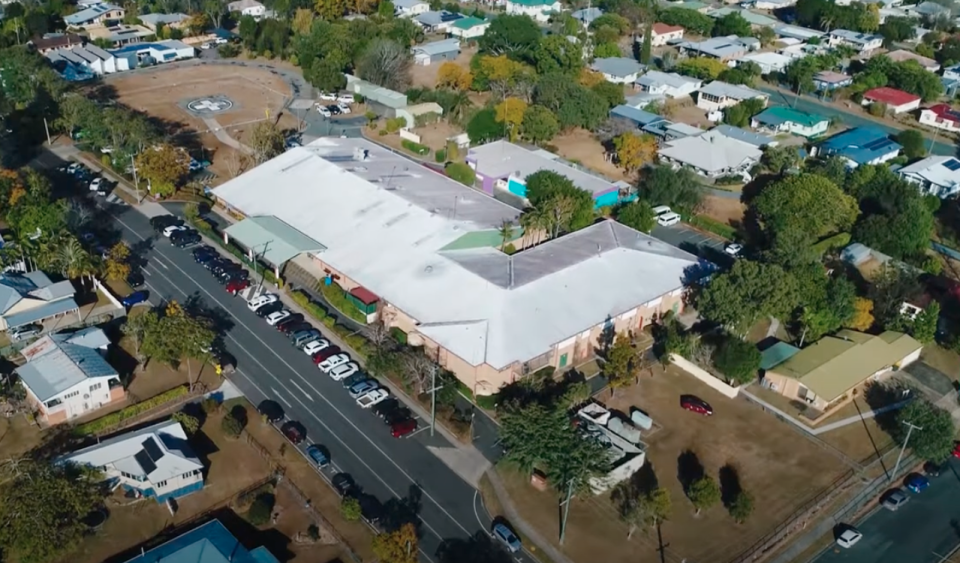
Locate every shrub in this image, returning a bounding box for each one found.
[307,524,320,540]
[401,139,430,156]
[476,393,498,410]
[221,411,244,438]
[322,316,337,328]
[378,129,388,136]
[713,336,761,385]
[75,386,189,435]
[247,492,275,526]
[503,243,517,255]
[435,149,446,163]
[172,411,199,434]
[200,397,221,414]
[445,162,475,187]
[390,327,407,344]
[341,497,361,521]
[689,215,736,240]
[218,44,239,58]
[319,282,367,323]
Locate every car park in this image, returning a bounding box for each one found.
[172,231,201,247]
[492,523,522,553]
[341,373,367,389]
[391,417,418,438]
[306,445,330,468]
[247,294,278,311]
[258,400,285,422]
[302,338,329,355]
[905,472,930,493]
[292,329,321,348]
[10,324,42,341]
[280,321,311,335]
[329,362,359,381]
[281,421,306,444]
[881,488,910,511]
[357,388,390,408]
[680,395,713,416]
[266,310,292,326]
[122,290,149,308]
[349,379,379,399]
[312,346,341,364]
[255,301,284,318]
[317,106,332,117]
[319,354,351,372]
[836,527,862,549]
[226,278,250,295]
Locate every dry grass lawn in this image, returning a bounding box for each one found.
[701,195,746,229]
[816,400,896,466]
[0,414,44,458]
[409,46,478,89]
[486,364,852,563]
[550,128,627,181]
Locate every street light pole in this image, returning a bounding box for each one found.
[559,478,575,545]
[42,117,51,146]
[426,364,443,437]
[891,420,922,480]
[255,240,272,294]
[131,154,141,203]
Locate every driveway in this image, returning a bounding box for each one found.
[812,459,960,563]
[650,223,730,262]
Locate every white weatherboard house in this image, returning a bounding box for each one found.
[658,128,762,179]
[635,71,702,98]
[696,81,768,112]
[505,0,561,22]
[393,0,429,17]
[898,156,960,199]
[827,29,883,53]
[0,271,79,331]
[45,44,129,75]
[227,0,265,18]
[590,57,645,84]
[60,420,204,503]
[16,328,124,425]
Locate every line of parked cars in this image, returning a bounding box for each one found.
[316,92,354,118]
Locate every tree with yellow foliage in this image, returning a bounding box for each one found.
[292,8,315,34]
[478,55,528,98]
[613,132,658,173]
[495,97,527,141]
[135,144,190,198]
[314,0,346,20]
[435,61,473,91]
[578,68,605,88]
[847,298,875,331]
[371,523,417,563]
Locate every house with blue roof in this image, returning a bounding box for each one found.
[110,40,195,67]
[0,271,78,332]
[16,326,123,425]
[610,105,665,128]
[815,127,902,168]
[122,520,279,563]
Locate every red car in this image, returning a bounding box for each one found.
[312,346,341,364]
[391,417,418,438]
[226,278,250,295]
[680,395,713,416]
[952,442,960,459]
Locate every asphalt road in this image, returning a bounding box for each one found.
[812,459,960,563]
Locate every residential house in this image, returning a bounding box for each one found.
[677,36,756,61]
[664,1,711,12]
[120,520,279,563]
[576,402,647,494]
[643,120,703,144]
[813,70,853,92]
[393,0,430,17]
[706,7,779,28]
[76,0,105,7]
[212,137,709,395]
[862,86,921,114]
[919,104,960,133]
[658,128,763,178]
[904,1,950,18]
[635,70,702,98]
[414,10,464,32]
[227,0,266,18]
[411,38,460,65]
[505,0,561,22]
[467,140,634,208]
[641,23,685,46]
[0,271,78,332]
[111,40,195,67]
[885,49,940,72]
[734,52,795,74]
[571,7,604,26]
[46,44,130,75]
[16,327,123,425]
[87,23,153,46]
[944,63,960,82]
[696,80,769,112]
[29,33,84,54]
[610,105,665,128]
[751,106,829,138]
[60,419,204,503]
[449,16,489,39]
[64,3,124,27]
[591,57,645,84]
[711,124,777,148]
[773,24,825,42]
[826,29,884,53]
[138,13,190,32]
[815,126,902,167]
[760,330,921,412]
[898,155,960,198]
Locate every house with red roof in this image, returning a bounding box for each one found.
[919,104,960,133]
[861,87,922,115]
[645,23,685,46]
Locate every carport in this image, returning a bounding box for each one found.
[223,216,325,281]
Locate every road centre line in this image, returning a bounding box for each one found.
[289,379,314,401]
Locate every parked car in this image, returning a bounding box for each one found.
[373,397,402,419]
[281,421,306,444]
[337,93,355,104]
[279,320,311,335]
[172,231,201,248]
[292,329,321,348]
[724,243,743,257]
[924,460,946,477]
[905,473,930,493]
[953,442,960,460]
[332,473,357,497]
[220,270,249,285]
[226,278,250,295]
[391,417,418,438]
[200,42,212,49]
[89,177,105,192]
[66,162,84,175]
[338,103,352,114]
[122,290,149,308]
[680,395,713,416]
[247,294,278,311]
[163,224,188,238]
[276,314,305,331]
[305,445,330,468]
[213,263,241,278]
[10,324,42,341]
[384,407,413,427]
[319,353,351,372]
[341,373,367,389]
[258,399,285,422]
[312,346,342,364]
[881,488,910,511]
[151,215,183,233]
[329,105,343,116]
[255,301,284,318]
[357,388,390,408]
[348,379,379,399]
[214,37,228,45]
[126,271,145,288]
[318,92,338,101]
[329,362,359,381]
[492,523,522,553]
[266,310,292,326]
[302,338,329,355]
[657,212,681,227]
[835,526,862,549]
[317,106,332,117]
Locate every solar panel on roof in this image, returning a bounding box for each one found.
[944,159,960,171]
[863,137,890,150]
[141,437,165,462]
[134,449,157,475]
[440,12,461,21]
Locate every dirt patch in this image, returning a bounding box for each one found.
[486,363,852,563]
[550,128,627,182]
[0,415,43,458]
[816,400,896,466]
[410,46,478,89]
[701,195,746,228]
[668,102,712,129]
[414,121,463,152]
[920,344,960,383]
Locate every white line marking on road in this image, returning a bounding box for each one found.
[406,425,430,438]
[153,257,170,270]
[233,368,268,398]
[271,388,292,407]
[111,212,471,542]
[290,380,314,401]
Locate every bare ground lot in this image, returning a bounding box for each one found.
[550,128,627,182]
[410,46,478,89]
[486,364,852,563]
[701,195,746,228]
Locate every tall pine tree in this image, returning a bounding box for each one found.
[639,22,653,64]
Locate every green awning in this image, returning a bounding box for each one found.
[224,216,325,267]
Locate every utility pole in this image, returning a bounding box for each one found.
[255,240,272,294]
[131,154,141,203]
[42,117,51,145]
[559,478,576,545]
[891,420,922,480]
[427,364,442,437]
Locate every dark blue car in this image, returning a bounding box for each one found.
[306,445,329,468]
[122,290,148,308]
[905,472,930,493]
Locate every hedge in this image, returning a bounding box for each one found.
[401,139,430,156]
[445,162,475,187]
[689,215,736,240]
[75,386,190,435]
[319,282,367,324]
[289,289,329,322]
[435,149,446,163]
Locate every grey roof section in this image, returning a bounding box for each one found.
[139,12,189,26]
[678,36,750,58]
[224,216,326,266]
[5,297,79,327]
[441,220,699,289]
[395,0,428,7]
[467,140,615,197]
[571,7,603,23]
[415,10,462,26]
[412,38,460,57]
[636,70,701,90]
[51,326,111,349]
[830,29,883,44]
[713,124,775,147]
[65,2,120,25]
[16,328,116,401]
[591,57,644,78]
[0,272,75,316]
[29,280,77,301]
[699,80,767,100]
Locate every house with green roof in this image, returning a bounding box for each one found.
[506,0,561,22]
[449,16,490,39]
[761,330,922,413]
[751,106,829,138]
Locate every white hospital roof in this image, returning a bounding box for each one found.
[213,138,700,369]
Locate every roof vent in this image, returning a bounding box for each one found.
[424,265,433,273]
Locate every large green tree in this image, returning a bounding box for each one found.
[753,173,858,244]
[524,170,596,233]
[696,260,799,334]
[637,165,704,213]
[712,12,751,37]
[478,14,541,64]
[713,336,761,385]
[533,34,583,75]
[895,399,955,462]
[521,104,559,145]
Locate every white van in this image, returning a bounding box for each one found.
[657,212,681,227]
[651,205,672,217]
